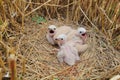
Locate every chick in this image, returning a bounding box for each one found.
[46,25,57,45]
[75,27,88,53]
[66,27,88,53]
[56,34,80,66]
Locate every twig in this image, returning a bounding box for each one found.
[25,0,52,16]
[12,1,24,16]
[16,34,25,54]
[40,66,73,80]
[79,6,99,31]
[40,54,96,80]
[22,0,78,8]
[99,7,113,24]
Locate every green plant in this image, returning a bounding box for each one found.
[32,15,46,24]
[53,78,59,80]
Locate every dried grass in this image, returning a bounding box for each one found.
[0,0,120,80]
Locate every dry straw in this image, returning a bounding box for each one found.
[0,0,120,80]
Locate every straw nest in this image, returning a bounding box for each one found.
[11,19,119,80]
[0,0,120,80]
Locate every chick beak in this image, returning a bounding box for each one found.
[81,33,86,36]
[49,30,54,33]
[81,33,87,43]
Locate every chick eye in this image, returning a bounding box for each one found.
[54,28,56,30]
[61,38,63,40]
[55,38,58,40]
[79,31,82,33]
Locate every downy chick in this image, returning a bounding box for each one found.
[56,34,80,66]
[66,27,88,53]
[46,25,57,45]
[74,27,88,53]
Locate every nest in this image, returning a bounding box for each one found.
[0,0,120,79]
[13,19,120,80]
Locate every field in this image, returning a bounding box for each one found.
[0,0,120,80]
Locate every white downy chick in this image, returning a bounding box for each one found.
[46,25,57,45]
[66,27,88,53]
[56,34,80,66]
[74,27,88,53]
